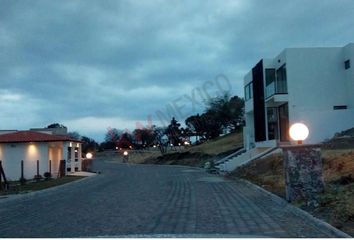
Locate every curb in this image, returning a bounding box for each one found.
[236,178,351,238]
[0,173,99,203]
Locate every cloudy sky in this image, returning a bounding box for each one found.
[1,0,353,142]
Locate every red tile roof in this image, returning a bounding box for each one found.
[0,131,81,143]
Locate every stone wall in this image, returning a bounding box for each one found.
[283,145,324,204]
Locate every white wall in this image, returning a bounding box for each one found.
[286,47,354,144]
[48,142,63,178]
[0,142,49,181]
[343,43,354,107]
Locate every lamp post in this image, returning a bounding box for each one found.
[282,123,324,204]
[85,152,93,159]
[123,150,129,163]
[289,123,309,144]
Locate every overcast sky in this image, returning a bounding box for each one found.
[1,0,353,142]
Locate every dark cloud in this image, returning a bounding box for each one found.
[1,0,353,141]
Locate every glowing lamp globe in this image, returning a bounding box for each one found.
[289,123,309,144]
[86,152,93,159]
[123,151,129,156]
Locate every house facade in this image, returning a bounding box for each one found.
[243,43,354,150]
[0,130,82,181]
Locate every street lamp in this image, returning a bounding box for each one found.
[289,123,309,144]
[123,150,129,163]
[85,152,93,159]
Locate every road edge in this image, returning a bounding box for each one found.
[0,173,99,203]
[236,178,351,238]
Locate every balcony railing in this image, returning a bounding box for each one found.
[266,80,288,98]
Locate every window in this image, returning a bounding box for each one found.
[276,64,288,94]
[67,147,72,160]
[265,69,276,97]
[244,82,253,101]
[74,147,79,162]
[333,105,347,110]
[345,60,350,70]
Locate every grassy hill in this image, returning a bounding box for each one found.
[143,131,243,167]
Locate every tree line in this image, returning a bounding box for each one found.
[47,93,244,154]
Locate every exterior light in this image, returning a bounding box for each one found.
[86,152,93,159]
[184,141,190,145]
[123,151,129,156]
[289,123,309,144]
[153,145,156,148]
[170,144,173,146]
[178,143,181,146]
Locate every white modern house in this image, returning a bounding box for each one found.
[217,43,354,172]
[0,129,82,181]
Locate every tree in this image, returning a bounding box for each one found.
[200,111,223,139]
[68,131,80,140]
[185,114,206,140]
[205,94,245,133]
[47,123,67,129]
[116,132,134,149]
[133,128,155,147]
[104,128,122,143]
[152,125,168,154]
[165,117,182,145]
[101,128,122,150]
[81,136,99,153]
[227,95,245,131]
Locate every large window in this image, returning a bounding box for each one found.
[244,82,253,101]
[267,107,278,140]
[265,69,276,97]
[265,65,288,98]
[276,64,288,94]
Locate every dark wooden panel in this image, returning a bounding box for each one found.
[252,60,266,142]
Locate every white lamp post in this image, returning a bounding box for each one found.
[289,123,309,144]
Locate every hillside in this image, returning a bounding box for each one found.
[143,131,243,167]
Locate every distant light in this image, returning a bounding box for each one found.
[184,141,190,145]
[170,144,173,146]
[153,145,156,148]
[115,147,118,150]
[86,153,93,159]
[178,143,181,146]
[289,123,309,144]
[123,151,129,156]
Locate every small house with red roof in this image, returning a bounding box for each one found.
[0,129,82,181]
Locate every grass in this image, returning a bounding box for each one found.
[189,131,243,155]
[0,176,85,196]
[230,148,354,236]
[142,131,244,167]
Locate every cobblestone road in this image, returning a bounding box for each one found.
[0,157,343,237]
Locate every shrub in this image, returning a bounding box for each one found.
[43,172,52,180]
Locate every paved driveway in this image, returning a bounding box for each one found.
[0,157,344,237]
